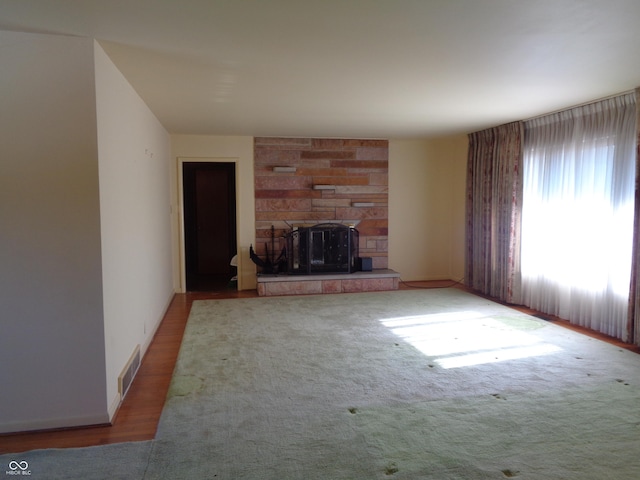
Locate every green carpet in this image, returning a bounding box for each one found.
[3,289,640,479]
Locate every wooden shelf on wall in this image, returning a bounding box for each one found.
[272,166,296,173]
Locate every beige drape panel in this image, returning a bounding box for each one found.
[465,122,523,304]
[628,88,640,345]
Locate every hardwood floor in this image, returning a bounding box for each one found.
[1,281,637,454]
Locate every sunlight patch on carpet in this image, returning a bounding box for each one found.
[380,311,562,369]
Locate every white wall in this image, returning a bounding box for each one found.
[0,32,107,433]
[94,43,174,417]
[389,136,467,282]
[170,135,256,291]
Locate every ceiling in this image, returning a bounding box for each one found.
[2,0,640,139]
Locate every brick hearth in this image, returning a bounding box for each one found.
[253,137,396,296]
[257,270,400,297]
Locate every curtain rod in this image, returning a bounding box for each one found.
[524,89,636,122]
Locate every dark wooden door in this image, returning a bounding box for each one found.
[183,162,237,291]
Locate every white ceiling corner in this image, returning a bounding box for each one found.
[2,0,640,138]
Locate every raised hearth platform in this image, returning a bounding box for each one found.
[257,269,400,297]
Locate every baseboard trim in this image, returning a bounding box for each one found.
[0,413,111,436]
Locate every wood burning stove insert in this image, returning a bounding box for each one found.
[286,223,359,274]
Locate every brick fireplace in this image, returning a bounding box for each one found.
[253,137,399,296]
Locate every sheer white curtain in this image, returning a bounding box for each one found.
[521,93,636,340]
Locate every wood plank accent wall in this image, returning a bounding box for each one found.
[254,137,389,269]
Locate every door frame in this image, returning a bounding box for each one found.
[177,157,240,292]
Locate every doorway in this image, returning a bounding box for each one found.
[182,162,237,291]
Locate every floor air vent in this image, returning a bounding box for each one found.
[118,345,141,399]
